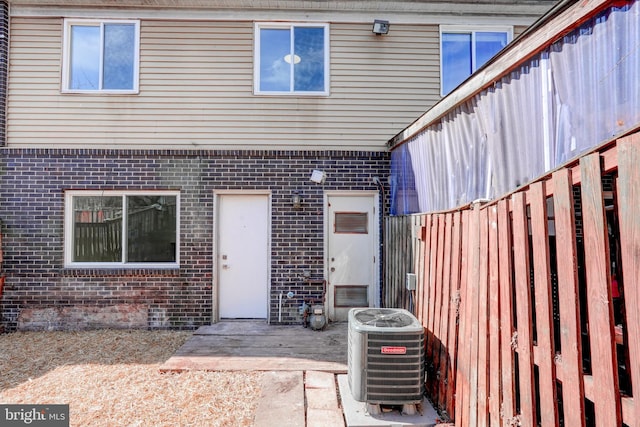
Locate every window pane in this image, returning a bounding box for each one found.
[293,27,325,92]
[442,32,472,95]
[259,28,291,91]
[127,195,177,263]
[73,196,122,262]
[476,32,508,69]
[69,25,100,90]
[103,23,136,90]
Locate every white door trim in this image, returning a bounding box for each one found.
[324,190,380,318]
[212,190,272,323]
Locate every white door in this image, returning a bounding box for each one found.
[327,193,378,321]
[216,193,270,319]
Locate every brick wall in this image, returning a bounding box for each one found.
[0,148,389,331]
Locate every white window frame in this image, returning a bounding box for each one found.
[64,190,180,268]
[62,19,140,94]
[439,25,513,96]
[254,22,330,96]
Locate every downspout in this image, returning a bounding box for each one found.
[373,177,386,307]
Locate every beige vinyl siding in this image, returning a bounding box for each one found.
[8,18,444,150]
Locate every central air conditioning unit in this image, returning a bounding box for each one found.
[348,308,425,405]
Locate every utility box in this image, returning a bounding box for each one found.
[406,273,417,291]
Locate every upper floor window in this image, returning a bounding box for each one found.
[440,26,512,96]
[62,19,140,93]
[64,191,179,268]
[254,23,330,96]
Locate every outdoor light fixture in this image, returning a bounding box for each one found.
[372,19,389,35]
[310,170,326,184]
[292,190,302,210]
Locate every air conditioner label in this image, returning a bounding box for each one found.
[381,346,407,355]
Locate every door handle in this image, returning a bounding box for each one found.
[222,264,230,269]
[330,267,335,272]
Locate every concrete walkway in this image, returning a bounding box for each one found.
[254,371,345,427]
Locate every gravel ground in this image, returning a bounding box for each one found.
[0,330,263,426]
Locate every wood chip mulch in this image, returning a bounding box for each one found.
[0,329,263,426]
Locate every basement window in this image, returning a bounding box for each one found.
[64,191,179,268]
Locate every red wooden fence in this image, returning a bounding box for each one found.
[384,130,640,426]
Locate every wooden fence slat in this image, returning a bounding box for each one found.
[529,181,559,426]
[383,218,390,307]
[466,207,481,427]
[437,213,453,413]
[383,218,388,306]
[446,210,462,421]
[476,207,490,427]
[455,210,471,427]
[413,215,423,319]
[498,199,516,424]
[405,216,413,309]
[426,215,441,398]
[580,153,621,425]
[428,215,440,332]
[431,214,446,402]
[488,205,502,427]
[512,191,536,426]
[405,217,411,310]
[552,167,585,427]
[422,215,433,327]
[617,134,640,427]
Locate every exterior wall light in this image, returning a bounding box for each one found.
[292,190,302,210]
[310,170,326,184]
[372,19,389,35]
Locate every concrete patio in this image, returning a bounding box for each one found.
[160,320,438,427]
[160,320,348,373]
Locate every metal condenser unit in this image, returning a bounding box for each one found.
[348,308,425,405]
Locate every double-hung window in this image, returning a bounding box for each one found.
[440,26,512,96]
[65,191,179,267]
[254,22,330,95]
[62,19,140,93]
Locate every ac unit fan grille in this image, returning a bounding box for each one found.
[354,308,416,327]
